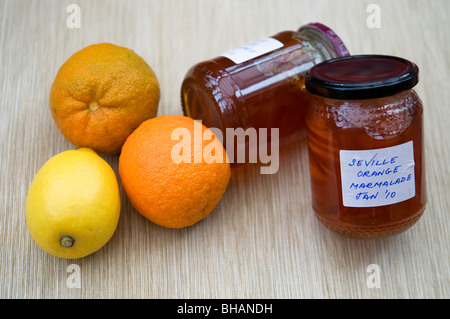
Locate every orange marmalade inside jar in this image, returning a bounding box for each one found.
[305,55,426,238]
[181,23,349,165]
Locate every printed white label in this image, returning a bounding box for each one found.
[221,37,283,64]
[340,141,416,207]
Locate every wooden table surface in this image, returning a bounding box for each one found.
[1,0,449,299]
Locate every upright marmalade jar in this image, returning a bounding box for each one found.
[181,23,349,164]
[305,55,426,238]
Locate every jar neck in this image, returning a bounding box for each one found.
[314,89,418,107]
[297,27,347,62]
[309,89,421,141]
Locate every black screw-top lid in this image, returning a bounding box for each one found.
[305,55,419,100]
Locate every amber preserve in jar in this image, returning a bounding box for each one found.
[305,55,426,238]
[181,23,349,167]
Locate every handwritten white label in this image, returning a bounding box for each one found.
[340,141,415,207]
[221,37,283,64]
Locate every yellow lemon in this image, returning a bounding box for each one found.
[25,148,121,259]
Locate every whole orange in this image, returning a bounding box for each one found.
[119,115,231,228]
[49,43,160,154]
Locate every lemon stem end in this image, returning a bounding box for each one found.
[60,236,74,248]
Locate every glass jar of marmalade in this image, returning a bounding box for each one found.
[305,55,426,238]
[181,23,349,164]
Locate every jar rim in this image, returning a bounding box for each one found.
[298,23,350,58]
[305,55,419,100]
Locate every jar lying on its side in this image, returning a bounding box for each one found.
[305,55,426,238]
[181,23,349,165]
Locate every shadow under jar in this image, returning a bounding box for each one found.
[305,55,426,238]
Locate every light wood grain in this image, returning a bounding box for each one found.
[1,0,449,299]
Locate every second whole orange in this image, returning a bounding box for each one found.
[119,115,231,228]
[49,43,160,154]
